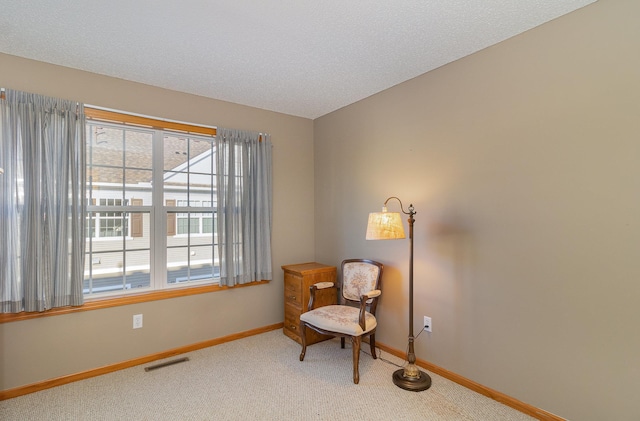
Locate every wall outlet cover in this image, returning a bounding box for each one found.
[133,314,143,329]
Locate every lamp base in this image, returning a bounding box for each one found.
[392,368,432,392]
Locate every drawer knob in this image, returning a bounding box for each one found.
[288,295,297,301]
[289,325,297,330]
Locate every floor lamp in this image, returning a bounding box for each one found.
[366,196,432,392]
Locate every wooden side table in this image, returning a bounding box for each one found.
[282,262,337,345]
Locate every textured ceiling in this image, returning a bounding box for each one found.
[0,0,596,119]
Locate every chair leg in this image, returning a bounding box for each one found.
[351,336,361,384]
[341,337,345,349]
[299,322,307,361]
[369,333,377,359]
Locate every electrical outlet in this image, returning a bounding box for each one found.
[423,316,432,332]
[133,314,143,329]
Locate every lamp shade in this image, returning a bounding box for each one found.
[366,211,406,240]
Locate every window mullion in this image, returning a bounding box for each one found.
[152,129,166,289]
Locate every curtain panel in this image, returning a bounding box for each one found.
[215,128,273,286]
[0,89,86,313]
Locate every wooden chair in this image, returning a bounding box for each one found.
[299,259,384,384]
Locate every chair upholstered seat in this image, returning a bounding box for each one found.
[300,305,377,336]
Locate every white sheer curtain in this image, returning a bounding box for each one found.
[0,89,86,313]
[215,128,272,286]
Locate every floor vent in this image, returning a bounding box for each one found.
[144,357,189,372]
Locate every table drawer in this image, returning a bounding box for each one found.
[284,305,301,336]
[282,262,337,346]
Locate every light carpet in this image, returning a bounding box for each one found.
[1,330,535,420]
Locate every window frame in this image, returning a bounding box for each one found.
[84,107,220,299]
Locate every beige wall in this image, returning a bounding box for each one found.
[0,54,316,390]
[314,0,639,419]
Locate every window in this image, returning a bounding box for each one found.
[176,200,214,235]
[87,198,130,239]
[84,110,219,297]
[1,95,271,317]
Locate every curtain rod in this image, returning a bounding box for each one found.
[1,91,269,142]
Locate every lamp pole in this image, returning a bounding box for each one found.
[388,199,431,392]
[407,205,417,368]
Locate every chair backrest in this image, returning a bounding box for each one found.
[340,259,384,315]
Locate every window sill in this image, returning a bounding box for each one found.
[0,280,269,324]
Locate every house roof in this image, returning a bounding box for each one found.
[0,1,596,119]
[87,124,213,186]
